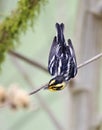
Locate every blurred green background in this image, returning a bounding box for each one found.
[0,0,78,130]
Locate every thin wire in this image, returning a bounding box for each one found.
[29,84,48,95]
[77,53,102,69]
[29,52,102,95]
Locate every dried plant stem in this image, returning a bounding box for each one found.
[9,50,48,73]
[10,56,64,130]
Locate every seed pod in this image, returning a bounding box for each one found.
[14,89,30,108]
[8,84,30,109]
[0,86,7,105]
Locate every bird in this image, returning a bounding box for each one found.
[47,23,77,91]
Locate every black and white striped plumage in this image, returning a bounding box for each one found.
[47,23,77,91]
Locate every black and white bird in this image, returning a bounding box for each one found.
[47,23,77,91]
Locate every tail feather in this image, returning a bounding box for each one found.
[56,23,65,43]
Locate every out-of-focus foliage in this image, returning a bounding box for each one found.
[0,0,46,65]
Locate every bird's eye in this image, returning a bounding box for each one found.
[49,79,56,86]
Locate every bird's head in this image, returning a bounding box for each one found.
[47,76,66,91]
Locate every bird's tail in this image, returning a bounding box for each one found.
[56,23,65,43]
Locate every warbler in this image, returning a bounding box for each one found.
[47,23,77,91]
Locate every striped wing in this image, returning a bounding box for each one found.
[66,39,77,79]
[58,39,77,81]
[48,39,70,77]
[48,36,59,76]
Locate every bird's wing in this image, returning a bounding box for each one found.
[48,36,59,76]
[67,39,77,78]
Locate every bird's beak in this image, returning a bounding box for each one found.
[44,85,49,89]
